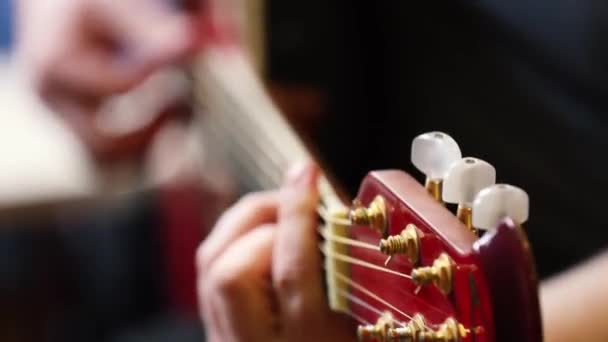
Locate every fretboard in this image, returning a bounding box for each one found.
[193,47,343,209]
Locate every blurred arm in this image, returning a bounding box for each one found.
[541,250,608,342]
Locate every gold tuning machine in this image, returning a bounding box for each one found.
[357,312,394,341]
[418,317,469,342]
[350,196,388,236]
[379,224,421,265]
[386,314,427,341]
[425,178,443,203]
[411,253,454,295]
[456,205,477,235]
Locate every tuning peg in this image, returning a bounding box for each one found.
[472,184,529,230]
[442,157,496,232]
[411,132,462,201]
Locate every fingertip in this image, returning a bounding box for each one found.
[283,159,320,190]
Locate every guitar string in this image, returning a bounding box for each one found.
[337,289,407,328]
[209,101,286,180]
[199,71,291,185]
[320,245,412,280]
[201,102,276,185]
[333,269,475,331]
[337,305,371,326]
[204,54,308,166]
[201,54,347,208]
[198,88,285,188]
[204,115,278,189]
[319,227,379,251]
[319,225,455,322]
[330,269,415,322]
[200,60,293,165]
[317,206,352,226]
[204,108,283,187]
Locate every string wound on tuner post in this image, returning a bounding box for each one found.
[379,224,421,266]
[349,195,388,236]
[386,314,427,341]
[357,312,394,341]
[411,253,454,295]
[418,317,470,342]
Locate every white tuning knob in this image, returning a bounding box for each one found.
[472,184,529,230]
[411,132,462,180]
[442,157,496,206]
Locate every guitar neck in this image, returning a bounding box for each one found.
[193,47,343,209]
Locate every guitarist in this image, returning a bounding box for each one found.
[12,0,608,341]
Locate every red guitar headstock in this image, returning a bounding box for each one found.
[321,133,542,342]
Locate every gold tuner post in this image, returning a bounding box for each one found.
[349,196,388,236]
[418,317,469,342]
[456,205,476,235]
[425,178,443,203]
[386,314,427,341]
[379,224,421,266]
[357,312,394,341]
[411,253,454,295]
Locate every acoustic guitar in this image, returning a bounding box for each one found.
[194,36,543,341]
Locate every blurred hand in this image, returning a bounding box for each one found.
[16,0,198,109]
[196,161,356,342]
[14,0,206,160]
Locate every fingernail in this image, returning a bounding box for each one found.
[285,160,314,188]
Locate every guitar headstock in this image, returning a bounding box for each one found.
[321,132,542,342]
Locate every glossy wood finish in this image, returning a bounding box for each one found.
[474,219,543,342]
[346,170,542,341]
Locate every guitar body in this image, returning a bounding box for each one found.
[342,170,542,341]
